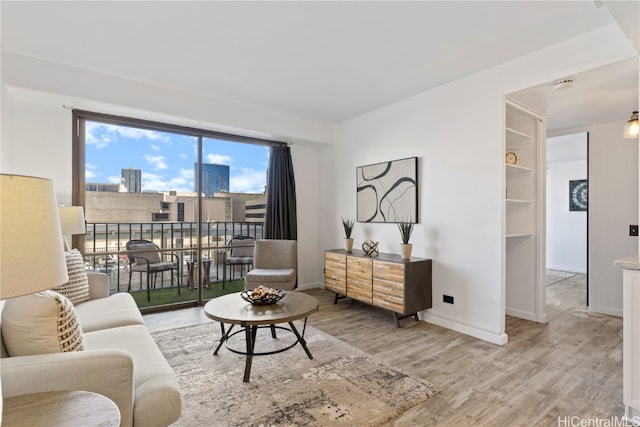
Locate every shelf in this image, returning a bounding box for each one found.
[506,164,534,174]
[506,198,534,204]
[506,233,533,239]
[506,127,534,143]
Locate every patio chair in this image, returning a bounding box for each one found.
[126,239,181,301]
[222,236,255,287]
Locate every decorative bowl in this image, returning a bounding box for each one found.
[240,289,286,305]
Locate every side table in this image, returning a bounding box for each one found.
[3,390,120,427]
[186,258,212,290]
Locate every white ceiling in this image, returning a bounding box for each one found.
[509,57,639,133]
[2,1,638,129]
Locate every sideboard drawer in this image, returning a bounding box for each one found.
[324,252,346,294]
[373,260,405,312]
[347,256,373,303]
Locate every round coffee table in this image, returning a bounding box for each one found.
[203,291,319,382]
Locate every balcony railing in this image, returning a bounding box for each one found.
[81,221,264,298]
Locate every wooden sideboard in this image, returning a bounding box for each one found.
[324,249,432,327]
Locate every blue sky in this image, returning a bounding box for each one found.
[85,121,270,194]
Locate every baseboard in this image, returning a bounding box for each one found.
[546,264,586,274]
[297,281,323,291]
[590,304,622,317]
[420,311,508,345]
[505,307,548,323]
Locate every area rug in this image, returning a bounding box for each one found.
[153,322,438,427]
[546,269,577,286]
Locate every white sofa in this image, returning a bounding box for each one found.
[0,272,182,426]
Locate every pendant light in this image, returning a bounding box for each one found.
[623,111,639,139]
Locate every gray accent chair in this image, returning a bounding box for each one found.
[244,239,297,291]
[126,239,180,301]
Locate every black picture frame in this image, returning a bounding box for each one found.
[356,156,418,223]
[569,179,588,211]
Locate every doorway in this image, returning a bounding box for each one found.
[545,131,588,305]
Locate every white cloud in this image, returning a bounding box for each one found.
[85,122,170,149]
[179,168,194,180]
[85,163,98,179]
[230,168,266,194]
[151,145,160,151]
[107,176,121,184]
[205,153,233,165]
[142,172,192,193]
[85,122,112,149]
[113,125,170,142]
[179,153,189,159]
[145,154,168,170]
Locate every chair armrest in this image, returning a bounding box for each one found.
[86,271,110,300]
[1,349,135,427]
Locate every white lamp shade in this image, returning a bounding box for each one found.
[58,206,86,235]
[1,174,69,299]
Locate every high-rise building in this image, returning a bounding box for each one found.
[195,163,230,196]
[121,167,142,193]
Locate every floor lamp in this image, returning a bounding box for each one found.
[0,174,69,423]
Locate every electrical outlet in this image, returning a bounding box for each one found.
[443,295,454,304]
[631,225,639,237]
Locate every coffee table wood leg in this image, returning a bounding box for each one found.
[243,322,254,382]
[288,321,313,360]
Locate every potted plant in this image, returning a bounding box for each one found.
[341,217,355,252]
[397,219,414,259]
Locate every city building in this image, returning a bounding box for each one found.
[121,167,142,193]
[195,163,229,196]
[85,182,120,192]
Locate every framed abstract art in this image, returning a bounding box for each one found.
[356,157,418,223]
[569,179,588,211]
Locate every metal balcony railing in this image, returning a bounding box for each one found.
[81,221,264,295]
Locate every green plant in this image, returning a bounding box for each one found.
[397,219,414,244]
[341,217,355,238]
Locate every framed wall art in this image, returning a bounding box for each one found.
[569,179,588,211]
[356,156,418,223]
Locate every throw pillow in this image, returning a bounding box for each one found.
[1,290,85,356]
[52,249,90,304]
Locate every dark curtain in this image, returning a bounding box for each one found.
[264,146,297,240]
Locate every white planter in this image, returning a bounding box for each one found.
[400,243,413,260]
[344,238,354,252]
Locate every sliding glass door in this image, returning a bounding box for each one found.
[73,110,279,311]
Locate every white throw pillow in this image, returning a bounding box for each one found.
[52,249,90,304]
[1,290,85,356]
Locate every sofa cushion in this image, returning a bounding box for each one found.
[85,325,182,426]
[75,292,144,333]
[52,249,90,304]
[1,291,85,356]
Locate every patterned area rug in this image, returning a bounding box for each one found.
[153,322,438,427]
[546,269,577,286]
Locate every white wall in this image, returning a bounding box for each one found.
[549,121,638,316]
[588,120,638,316]
[546,133,588,273]
[324,24,636,344]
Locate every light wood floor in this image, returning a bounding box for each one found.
[144,273,624,426]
